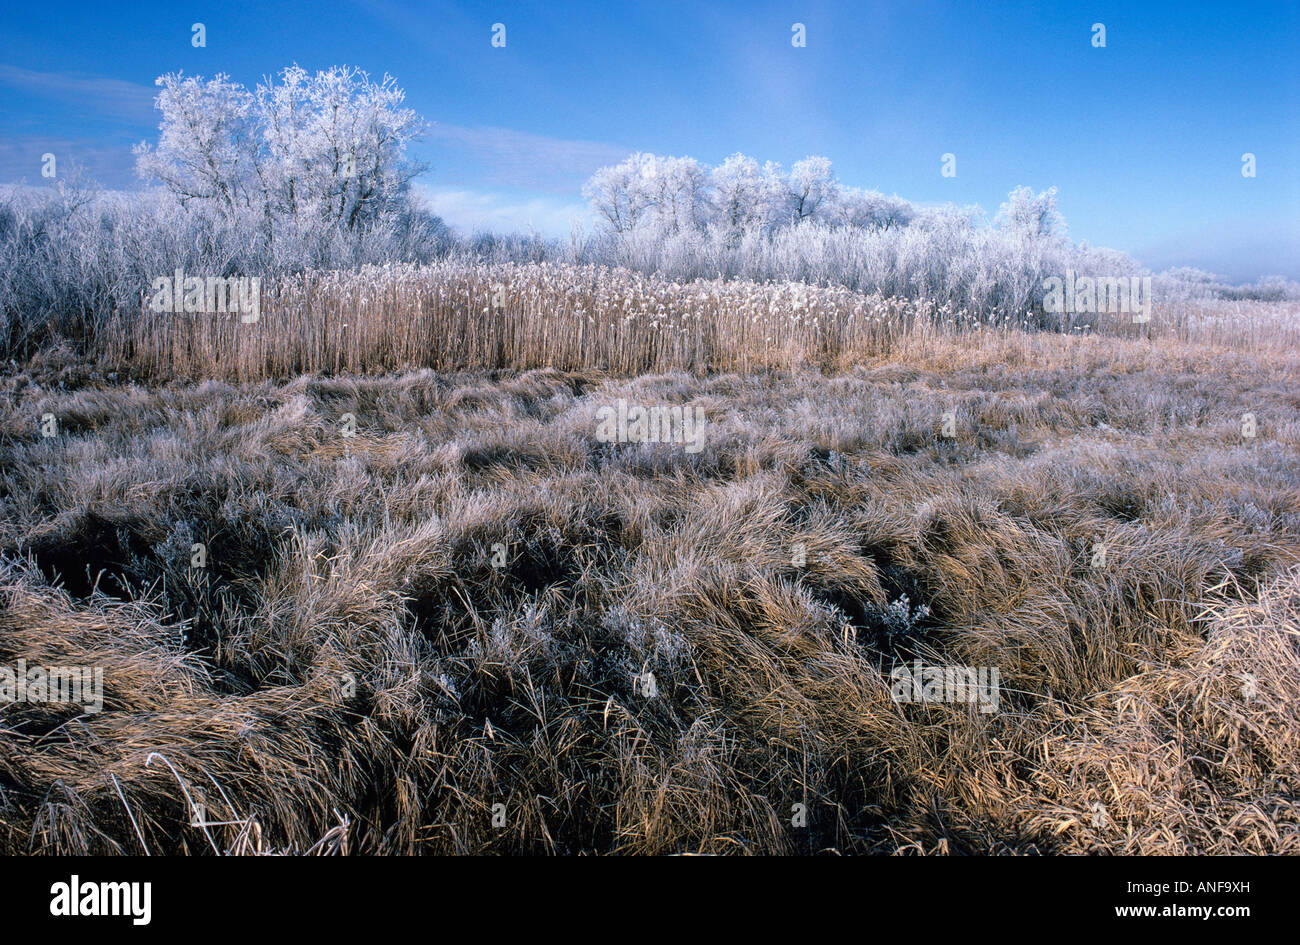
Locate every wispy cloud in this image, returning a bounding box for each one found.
[0,135,139,188]
[427,123,629,192]
[0,65,156,126]
[416,185,592,237]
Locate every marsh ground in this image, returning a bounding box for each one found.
[1,327,1297,854]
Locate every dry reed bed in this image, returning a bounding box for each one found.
[98,260,1266,382]
[2,326,1298,854]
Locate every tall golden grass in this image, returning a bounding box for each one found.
[100,260,1291,381]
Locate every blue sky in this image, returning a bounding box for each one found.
[2,0,1296,280]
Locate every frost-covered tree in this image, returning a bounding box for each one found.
[642,155,710,236]
[995,185,1065,239]
[584,153,711,237]
[135,65,426,246]
[710,154,787,236]
[133,73,258,217]
[583,153,656,234]
[586,152,849,237]
[588,152,885,236]
[835,186,914,231]
[786,156,838,223]
[256,65,426,233]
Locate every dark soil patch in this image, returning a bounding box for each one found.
[17,511,159,600]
